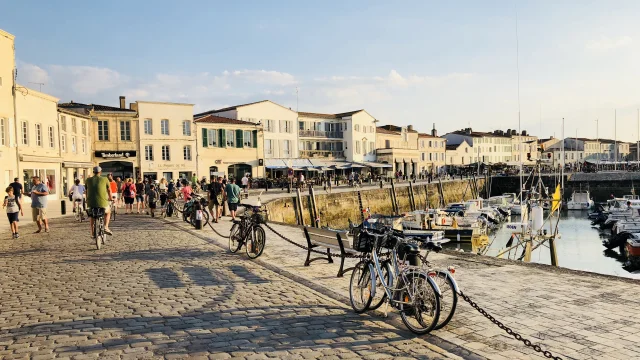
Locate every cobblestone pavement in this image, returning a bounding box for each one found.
[201,217,640,360]
[0,215,460,359]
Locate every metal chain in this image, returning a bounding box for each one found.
[263,223,367,259]
[208,222,230,239]
[459,291,562,360]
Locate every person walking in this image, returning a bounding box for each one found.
[135,178,145,214]
[108,174,118,209]
[85,166,113,236]
[158,178,168,216]
[241,173,249,198]
[225,178,241,221]
[122,178,136,214]
[143,179,151,215]
[180,179,193,201]
[3,186,23,238]
[115,177,123,208]
[146,184,159,217]
[28,176,50,233]
[167,179,175,194]
[208,176,224,223]
[10,177,23,201]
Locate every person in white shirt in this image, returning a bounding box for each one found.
[241,174,249,195]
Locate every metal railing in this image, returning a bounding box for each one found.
[299,150,345,158]
[298,130,344,139]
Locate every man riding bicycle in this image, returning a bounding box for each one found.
[85,166,113,237]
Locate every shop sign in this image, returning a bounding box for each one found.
[215,160,222,164]
[95,151,136,159]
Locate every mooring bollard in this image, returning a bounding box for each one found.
[194,203,203,230]
[61,199,66,215]
[379,180,383,189]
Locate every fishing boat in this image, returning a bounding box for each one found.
[401,209,487,242]
[566,190,594,210]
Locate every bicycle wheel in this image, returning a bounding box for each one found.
[94,220,102,250]
[369,260,393,311]
[397,271,440,335]
[434,271,458,330]
[228,224,242,253]
[349,261,374,313]
[111,205,116,221]
[245,226,266,259]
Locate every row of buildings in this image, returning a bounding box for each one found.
[0,28,634,201]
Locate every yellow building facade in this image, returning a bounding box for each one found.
[0,29,17,192]
[194,115,265,179]
[375,125,420,177]
[58,108,94,193]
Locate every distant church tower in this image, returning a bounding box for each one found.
[431,123,437,137]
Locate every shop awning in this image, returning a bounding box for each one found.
[265,159,288,169]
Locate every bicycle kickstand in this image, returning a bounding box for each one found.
[383,300,390,318]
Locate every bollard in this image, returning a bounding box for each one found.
[61,199,66,215]
[379,180,383,189]
[194,202,203,229]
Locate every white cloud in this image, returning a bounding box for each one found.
[48,65,127,95]
[586,35,633,51]
[230,70,297,86]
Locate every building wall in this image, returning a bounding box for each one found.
[15,86,61,199]
[195,122,264,179]
[511,135,539,163]
[298,115,346,160]
[91,111,138,179]
[446,142,476,167]
[418,136,446,173]
[348,112,377,163]
[58,110,93,191]
[233,102,298,159]
[0,29,17,192]
[137,101,196,181]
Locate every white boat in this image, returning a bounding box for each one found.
[567,190,594,210]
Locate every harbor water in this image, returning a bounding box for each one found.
[444,211,640,280]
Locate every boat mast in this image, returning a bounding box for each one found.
[515,7,523,205]
[561,118,565,191]
[615,109,617,171]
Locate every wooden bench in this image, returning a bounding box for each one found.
[302,227,359,278]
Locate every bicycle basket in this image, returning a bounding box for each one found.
[251,210,268,224]
[380,234,398,249]
[353,231,376,253]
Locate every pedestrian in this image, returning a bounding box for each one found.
[115,176,123,207]
[122,178,136,214]
[10,177,23,201]
[146,184,159,217]
[135,178,145,214]
[158,178,168,215]
[208,176,224,223]
[181,179,193,201]
[191,174,198,187]
[143,179,151,214]
[3,186,23,238]
[241,173,249,197]
[225,177,241,221]
[108,174,118,208]
[29,176,49,233]
[167,179,175,194]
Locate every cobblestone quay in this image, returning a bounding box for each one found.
[0,215,458,359]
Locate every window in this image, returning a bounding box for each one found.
[299,121,305,130]
[161,145,170,161]
[71,118,77,133]
[420,140,425,148]
[243,130,252,147]
[0,118,5,146]
[356,141,361,154]
[48,126,54,148]
[370,141,375,154]
[226,129,235,147]
[144,119,152,134]
[60,116,66,131]
[120,121,131,141]
[81,121,86,135]
[429,153,432,161]
[161,119,169,135]
[284,121,292,133]
[98,120,109,141]
[265,119,276,132]
[183,145,192,160]
[441,153,445,161]
[144,145,154,161]
[362,140,367,154]
[71,136,76,153]
[265,139,273,155]
[182,120,191,136]
[421,153,426,161]
[363,126,367,134]
[282,140,291,156]
[81,138,86,154]
[61,135,66,152]
[207,129,218,147]
[355,124,360,131]
[35,124,42,147]
[370,126,374,133]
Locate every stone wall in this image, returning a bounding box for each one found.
[266,178,485,229]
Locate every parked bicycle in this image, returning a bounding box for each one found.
[228,203,268,259]
[180,193,210,228]
[349,226,442,334]
[87,207,107,250]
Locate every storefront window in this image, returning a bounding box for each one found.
[46,169,56,195]
[23,169,36,193]
[22,169,57,195]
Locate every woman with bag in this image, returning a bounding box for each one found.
[122,178,136,214]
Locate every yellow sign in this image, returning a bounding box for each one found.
[551,185,561,213]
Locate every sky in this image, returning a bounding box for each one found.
[3,0,640,142]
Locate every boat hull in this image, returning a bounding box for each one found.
[567,201,593,210]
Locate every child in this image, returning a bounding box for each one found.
[3,186,23,238]
[145,184,159,218]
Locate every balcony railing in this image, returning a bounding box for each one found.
[299,130,344,139]
[300,150,345,158]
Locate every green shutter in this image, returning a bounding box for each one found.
[252,130,258,148]
[220,129,226,147]
[202,128,208,147]
[236,129,243,148]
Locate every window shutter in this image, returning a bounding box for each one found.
[236,129,243,148]
[202,128,208,147]
[220,129,226,147]
[252,130,258,148]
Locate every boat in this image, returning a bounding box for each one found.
[402,209,488,242]
[625,235,640,267]
[566,190,594,210]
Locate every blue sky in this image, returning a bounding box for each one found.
[3,0,640,141]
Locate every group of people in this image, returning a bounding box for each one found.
[3,176,49,238]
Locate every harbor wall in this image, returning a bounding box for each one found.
[266,178,486,229]
[489,173,640,202]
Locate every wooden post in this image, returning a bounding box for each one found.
[548,237,559,266]
[437,178,445,208]
[309,186,319,227]
[295,188,305,226]
[408,181,416,211]
[357,190,365,222]
[390,179,399,215]
[424,185,431,209]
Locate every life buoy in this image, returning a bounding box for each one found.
[442,218,446,225]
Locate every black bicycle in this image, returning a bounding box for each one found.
[229,204,267,259]
[87,207,106,250]
[180,194,210,228]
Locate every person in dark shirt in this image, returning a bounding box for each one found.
[135,178,145,214]
[10,178,23,200]
[208,177,224,222]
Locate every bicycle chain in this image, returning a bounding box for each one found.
[459,291,562,360]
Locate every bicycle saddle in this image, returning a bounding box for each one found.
[424,242,443,253]
[400,242,420,255]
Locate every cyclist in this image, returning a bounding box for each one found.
[85,166,113,237]
[108,173,118,212]
[69,179,86,213]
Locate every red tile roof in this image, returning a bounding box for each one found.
[194,115,257,126]
[298,110,363,119]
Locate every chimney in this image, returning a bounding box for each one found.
[506,128,511,135]
[521,130,526,136]
[129,102,138,111]
[407,125,414,132]
[511,130,516,136]
[465,128,472,135]
[431,123,437,137]
[119,96,125,109]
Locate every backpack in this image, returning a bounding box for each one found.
[123,184,133,198]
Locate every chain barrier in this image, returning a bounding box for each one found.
[208,222,230,239]
[459,291,562,360]
[263,223,367,259]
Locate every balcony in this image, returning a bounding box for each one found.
[299,130,343,139]
[300,150,345,158]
